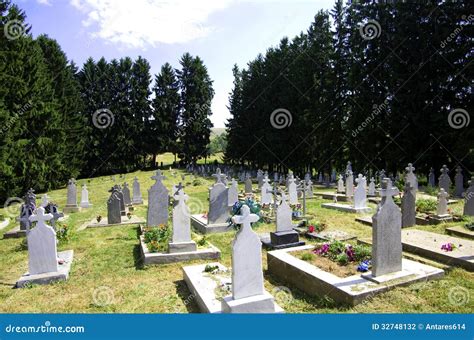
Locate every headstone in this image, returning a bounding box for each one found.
[331,169,337,182]
[40,194,49,208]
[44,202,64,230]
[107,189,122,224]
[337,175,345,193]
[353,174,368,209]
[372,178,402,277]
[346,161,352,173]
[113,184,126,216]
[147,170,169,227]
[428,168,436,187]
[404,163,418,196]
[305,178,313,198]
[276,193,293,232]
[132,177,143,205]
[80,184,92,208]
[27,207,57,275]
[244,174,252,194]
[454,166,464,198]
[288,176,298,205]
[261,176,272,205]
[379,169,386,185]
[169,189,196,253]
[19,189,36,231]
[368,177,376,196]
[436,188,449,216]
[208,180,229,224]
[345,170,354,200]
[213,168,224,184]
[122,182,132,206]
[64,179,80,212]
[257,169,264,188]
[463,177,474,216]
[401,182,416,228]
[438,165,451,193]
[228,178,239,207]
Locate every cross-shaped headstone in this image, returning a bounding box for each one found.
[232,205,259,231]
[174,188,189,204]
[151,170,166,183]
[405,163,415,174]
[212,168,223,183]
[29,206,53,226]
[174,182,185,196]
[380,178,399,202]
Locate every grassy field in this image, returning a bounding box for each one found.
[0,167,472,313]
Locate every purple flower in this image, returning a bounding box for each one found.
[314,243,329,255]
[345,245,355,262]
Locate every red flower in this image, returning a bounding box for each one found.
[308,225,315,233]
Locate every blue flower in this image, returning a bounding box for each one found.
[357,260,371,272]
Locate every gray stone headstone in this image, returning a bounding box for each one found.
[230,205,263,300]
[337,175,345,193]
[353,174,368,209]
[261,176,272,205]
[147,170,169,226]
[379,169,386,185]
[19,189,36,231]
[208,182,229,224]
[244,175,252,194]
[132,177,143,204]
[463,177,474,216]
[107,191,122,225]
[113,185,126,216]
[257,169,264,188]
[288,176,298,205]
[401,182,416,228]
[372,178,402,277]
[438,165,451,193]
[66,179,78,207]
[428,168,436,187]
[80,184,92,208]
[404,163,418,197]
[28,207,57,275]
[171,190,192,243]
[228,179,239,207]
[436,189,449,216]
[454,166,464,198]
[123,182,132,206]
[368,177,376,196]
[345,170,354,200]
[276,193,293,232]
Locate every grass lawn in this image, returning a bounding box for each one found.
[0,168,472,313]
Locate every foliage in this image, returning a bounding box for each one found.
[55,222,69,242]
[313,240,371,266]
[229,198,262,229]
[416,199,437,213]
[300,252,315,262]
[143,225,170,253]
[197,236,208,247]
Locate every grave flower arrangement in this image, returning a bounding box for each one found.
[441,242,457,252]
[56,222,69,242]
[229,198,262,229]
[307,222,327,234]
[127,212,132,220]
[313,240,371,266]
[143,224,171,253]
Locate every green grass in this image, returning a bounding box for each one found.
[0,171,472,313]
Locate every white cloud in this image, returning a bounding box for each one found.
[37,0,52,6]
[70,0,232,48]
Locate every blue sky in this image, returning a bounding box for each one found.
[18,0,334,127]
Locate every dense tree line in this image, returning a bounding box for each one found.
[225,1,473,178]
[0,0,214,201]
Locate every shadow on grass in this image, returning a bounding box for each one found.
[263,270,350,312]
[173,280,201,313]
[133,244,145,270]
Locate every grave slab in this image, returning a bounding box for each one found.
[0,218,10,231]
[85,215,145,229]
[140,236,220,265]
[182,263,229,313]
[191,214,232,234]
[267,245,444,306]
[321,203,372,214]
[260,231,305,250]
[401,230,474,271]
[355,216,373,227]
[315,192,349,202]
[446,226,474,240]
[16,250,74,288]
[306,230,356,242]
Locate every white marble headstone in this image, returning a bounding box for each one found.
[172,190,192,243]
[27,207,58,275]
[228,179,239,207]
[261,176,272,205]
[353,174,368,209]
[231,205,264,300]
[288,176,298,205]
[276,193,293,232]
